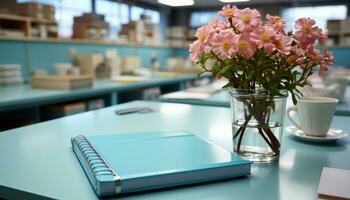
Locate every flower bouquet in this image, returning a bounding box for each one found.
[189,5,334,161]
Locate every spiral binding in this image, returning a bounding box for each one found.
[73,135,122,194]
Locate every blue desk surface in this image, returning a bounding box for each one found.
[0,74,206,111]
[160,87,350,116]
[0,101,349,199]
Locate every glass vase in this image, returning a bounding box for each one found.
[230,89,288,162]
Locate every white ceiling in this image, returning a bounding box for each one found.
[137,0,339,8]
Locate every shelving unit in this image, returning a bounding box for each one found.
[0,14,30,38]
[0,75,211,131]
[327,19,350,46]
[0,13,58,39]
[119,15,161,45]
[0,35,188,49]
[166,26,196,47]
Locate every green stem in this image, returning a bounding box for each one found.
[232,126,243,141]
[235,99,254,154]
[262,128,280,154]
[252,99,281,155]
[263,127,281,148]
[258,128,279,155]
[236,126,246,153]
[234,115,252,152]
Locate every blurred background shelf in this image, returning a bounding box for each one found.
[0,13,58,39]
[0,74,211,131]
[327,18,350,46]
[0,35,188,49]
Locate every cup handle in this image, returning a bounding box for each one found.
[286,106,302,130]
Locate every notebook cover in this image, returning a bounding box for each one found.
[72,130,251,196]
[317,167,350,200]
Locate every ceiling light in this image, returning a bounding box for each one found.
[218,0,250,2]
[158,0,194,7]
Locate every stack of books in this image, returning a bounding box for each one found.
[0,64,23,86]
[31,75,93,90]
[73,13,109,40]
[118,15,160,45]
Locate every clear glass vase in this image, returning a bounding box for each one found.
[230,89,288,162]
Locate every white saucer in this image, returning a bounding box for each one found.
[285,126,348,142]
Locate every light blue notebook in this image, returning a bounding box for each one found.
[71,130,251,197]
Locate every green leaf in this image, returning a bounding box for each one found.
[222,82,232,88]
[197,70,207,78]
[220,65,231,74]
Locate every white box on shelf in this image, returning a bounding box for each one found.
[0,77,23,85]
[0,64,21,71]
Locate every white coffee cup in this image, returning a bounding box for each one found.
[286,97,338,137]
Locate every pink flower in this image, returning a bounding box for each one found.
[295,18,316,33]
[323,48,334,66]
[203,45,212,53]
[319,63,328,76]
[212,30,239,60]
[189,40,203,62]
[266,14,286,33]
[233,8,261,32]
[294,18,319,48]
[288,46,304,65]
[315,28,328,44]
[319,49,334,76]
[195,25,213,44]
[274,34,292,55]
[218,5,237,19]
[305,45,323,64]
[250,26,276,54]
[194,25,214,52]
[207,19,230,31]
[237,33,256,58]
